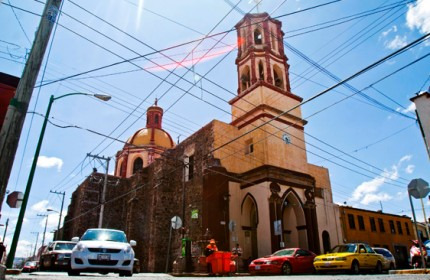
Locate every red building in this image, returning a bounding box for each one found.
[0,72,20,130]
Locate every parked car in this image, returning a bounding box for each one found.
[314,243,384,274]
[22,261,38,272]
[39,241,76,271]
[248,248,316,275]
[373,247,396,271]
[69,228,136,277]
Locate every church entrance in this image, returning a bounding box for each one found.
[241,194,258,260]
[282,191,307,249]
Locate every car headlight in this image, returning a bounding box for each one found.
[266,260,279,265]
[124,246,132,253]
[335,257,347,261]
[57,254,65,260]
[314,258,321,262]
[76,243,86,252]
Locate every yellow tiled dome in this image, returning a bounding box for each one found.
[126,128,174,149]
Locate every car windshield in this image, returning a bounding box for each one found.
[331,244,356,253]
[25,261,36,266]
[81,229,127,243]
[55,242,76,250]
[272,249,295,256]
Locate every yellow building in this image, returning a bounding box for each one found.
[339,206,414,268]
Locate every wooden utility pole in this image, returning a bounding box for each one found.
[0,0,63,214]
[87,153,110,228]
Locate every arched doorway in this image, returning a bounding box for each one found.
[322,231,331,253]
[241,194,258,259]
[281,190,307,249]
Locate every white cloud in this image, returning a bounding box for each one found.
[31,200,49,213]
[406,0,430,34]
[397,102,416,114]
[37,156,63,171]
[405,164,415,174]
[385,35,408,50]
[361,192,392,205]
[382,25,398,37]
[349,155,412,205]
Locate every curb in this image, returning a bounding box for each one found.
[389,269,430,275]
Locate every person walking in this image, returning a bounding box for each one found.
[231,243,242,272]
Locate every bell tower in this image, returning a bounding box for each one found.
[230,13,308,173]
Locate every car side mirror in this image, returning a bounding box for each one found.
[359,248,366,253]
[130,240,137,247]
[71,237,79,242]
[295,253,301,257]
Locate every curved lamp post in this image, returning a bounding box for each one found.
[47,208,60,241]
[6,93,111,268]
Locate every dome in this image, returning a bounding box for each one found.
[126,127,174,149]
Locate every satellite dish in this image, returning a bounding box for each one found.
[171,216,182,230]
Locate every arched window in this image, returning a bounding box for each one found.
[133,157,143,174]
[155,114,159,124]
[240,66,250,92]
[273,65,284,89]
[120,162,126,177]
[258,61,264,81]
[254,29,262,45]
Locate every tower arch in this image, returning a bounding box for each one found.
[241,193,259,259]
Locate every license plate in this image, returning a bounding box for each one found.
[255,265,261,270]
[324,262,331,267]
[97,254,111,261]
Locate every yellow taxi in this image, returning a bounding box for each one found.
[314,243,384,274]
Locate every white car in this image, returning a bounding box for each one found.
[69,228,136,277]
[373,247,396,271]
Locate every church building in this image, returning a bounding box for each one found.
[63,12,342,272]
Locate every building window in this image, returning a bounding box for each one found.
[184,155,194,181]
[396,221,403,235]
[405,222,410,235]
[389,220,396,234]
[273,65,284,89]
[240,66,250,92]
[245,139,254,155]
[358,215,365,230]
[378,218,385,232]
[271,28,277,50]
[348,214,356,230]
[254,29,262,44]
[155,114,159,124]
[132,157,143,174]
[258,60,264,81]
[370,217,377,232]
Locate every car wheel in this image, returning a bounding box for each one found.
[389,262,395,270]
[282,262,292,275]
[375,261,382,274]
[350,260,359,274]
[119,270,133,277]
[99,272,109,275]
[39,259,45,271]
[68,270,80,276]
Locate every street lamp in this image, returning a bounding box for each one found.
[47,208,59,241]
[5,93,111,268]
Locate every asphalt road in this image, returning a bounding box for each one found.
[6,272,430,280]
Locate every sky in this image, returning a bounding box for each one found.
[0,0,429,257]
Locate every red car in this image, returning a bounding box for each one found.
[22,261,38,272]
[249,248,316,275]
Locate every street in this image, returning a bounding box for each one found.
[5,272,430,280]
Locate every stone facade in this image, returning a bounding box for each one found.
[62,13,342,272]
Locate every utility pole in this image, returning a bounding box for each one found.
[50,190,65,240]
[0,0,63,217]
[31,232,39,258]
[87,153,110,228]
[37,214,48,247]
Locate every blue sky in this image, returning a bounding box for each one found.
[0,0,429,257]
